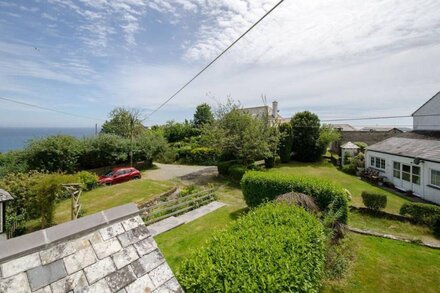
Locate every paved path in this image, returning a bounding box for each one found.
[143,163,217,182]
[147,201,226,236]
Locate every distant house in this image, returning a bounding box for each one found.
[365,92,440,204]
[241,101,283,123]
[359,126,411,132]
[330,124,403,154]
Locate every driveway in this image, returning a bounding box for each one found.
[143,163,218,182]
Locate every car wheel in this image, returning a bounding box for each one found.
[132,176,141,180]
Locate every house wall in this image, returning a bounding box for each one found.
[413,92,440,131]
[365,150,440,205]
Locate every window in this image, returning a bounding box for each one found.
[371,157,385,170]
[412,166,420,185]
[393,162,401,179]
[402,164,411,182]
[431,170,440,187]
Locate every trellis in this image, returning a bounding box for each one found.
[62,184,82,220]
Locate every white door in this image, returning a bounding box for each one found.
[399,163,422,195]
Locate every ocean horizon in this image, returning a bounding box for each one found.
[0,127,96,153]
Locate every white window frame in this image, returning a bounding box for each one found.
[393,162,401,179]
[431,169,440,188]
[371,156,386,170]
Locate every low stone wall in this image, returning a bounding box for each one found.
[0,204,182,293]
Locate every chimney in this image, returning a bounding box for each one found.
[272,101,278,118]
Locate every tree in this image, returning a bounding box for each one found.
[25,135,82,173]
[193,103,214,128]
[202,100,280,165]
[278,123,293,163]
[101,107,145,166]
[163,120,199,143]
[290,111,321,162]
[101,107,144,138]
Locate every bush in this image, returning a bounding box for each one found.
[264,156,275,168]
[278,123,292,163]
[177,146,216,165]
[79,134,129,169]
[361,192,387,211]
[354,142,368,152]
[25,135,82,173]
[241,171,349,223]
[0,150,28,178]
[217,160,236,176]
[178,202,326,292]
[400,202,440,226]
[341,164,356,175]
[228,165,247,181]
[77,171,98,191]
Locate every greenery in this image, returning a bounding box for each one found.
[193,103,214,128]
[217,160,236,176]
[241,171,349,223]
[361,192,387,211]
[400,202,440,226]
[278,123,292,163]
[0,150,28,178]
[290,112,339,162]
[77,171,98,191]
[25,135,82,173]
[101,107,144,138]
[176,146,216,165]
[80,134,129,169]
[202,100,280,165]
[228,164,247,181]
[354,141,368,152]
[163,120,199,143]
[178,202,326,293]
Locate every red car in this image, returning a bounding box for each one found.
[98,167,141,185]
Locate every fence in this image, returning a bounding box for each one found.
[140,188,216,225]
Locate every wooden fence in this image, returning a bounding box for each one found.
[140,188,216,225]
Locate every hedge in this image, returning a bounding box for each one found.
[400,202,440,226]
[241,171,348,223]
[228,165,247,181]
[361,192,387,211]
[178,202,326,292]
[217,160,236,176]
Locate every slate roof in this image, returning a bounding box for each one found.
[0,189,13,202]
[330,124,357,131]
[0,204,182,293]
[366,132,440,163]
[360,126,408,132]
[341,142,359,149]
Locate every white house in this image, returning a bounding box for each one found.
[241,101,283,123]
[365,92,440,204]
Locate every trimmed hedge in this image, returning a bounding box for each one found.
[361,192,387,211]
[400,202,440,226]
[241,171,349,223]
[228,165,247,181]
[217,160,236,176]
[178,202,326,292]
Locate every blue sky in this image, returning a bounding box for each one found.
[1,0,440,128]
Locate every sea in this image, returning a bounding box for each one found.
[0,127,96,153]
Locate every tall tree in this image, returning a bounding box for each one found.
[101,107,144,166]
[101,107,144,138]
[290,111,321,162]
[193,103,214,128]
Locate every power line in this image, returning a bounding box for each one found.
[144,0,286,120]
[0,96,104,122]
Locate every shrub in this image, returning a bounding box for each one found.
[341,164,356,175]
[354,142,368,152]
[264,156,275,168]
[228,164,247,181]
[400,202,440,226]
[278,123,292,163]
[241,171,348,223]
[77,171,98,191]
[178,202,326,292]
[361,192,387,211]
[217,160,236,176]
[275,192,319,213]
[177,146,216,165]
[79,134,129,169]
[0,150,28,178]
[25,135,82,173]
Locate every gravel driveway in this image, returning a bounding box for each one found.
[142,163,218,182]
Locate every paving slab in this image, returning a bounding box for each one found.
[147,201,226,237]
[147,217,184,237]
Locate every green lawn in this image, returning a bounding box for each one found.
[323,233,440,293]
[156,162,440,292]
[270,161,410,214]
[28,178,174,229]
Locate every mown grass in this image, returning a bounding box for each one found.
[323,233,440,293]
[156,162,440,292]
[28,178,174,229]
[270,161,410,214]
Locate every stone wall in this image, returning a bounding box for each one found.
[0,204,182,293]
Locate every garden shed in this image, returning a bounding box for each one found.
[0,189,13,239]
[341,142,359,166]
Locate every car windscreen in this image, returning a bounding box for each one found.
[104,170,115,177]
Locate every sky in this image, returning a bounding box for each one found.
[0,0,440,128]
